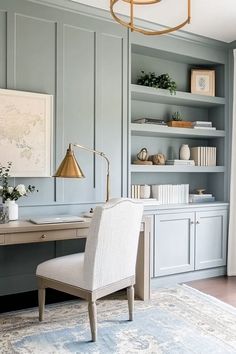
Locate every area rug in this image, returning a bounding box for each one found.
[1,285,236,354]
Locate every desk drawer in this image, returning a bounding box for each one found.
[0,234,5,244]
[5,229,78,245]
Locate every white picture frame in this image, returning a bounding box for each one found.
[0,89,53,177]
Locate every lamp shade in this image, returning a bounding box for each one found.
[54,144,85,178]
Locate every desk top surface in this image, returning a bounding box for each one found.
[0,219,91,234]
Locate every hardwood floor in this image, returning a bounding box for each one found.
[186,276,236,307]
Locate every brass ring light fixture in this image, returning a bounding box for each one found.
[110,0,191,36]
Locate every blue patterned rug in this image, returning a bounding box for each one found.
[1,285,236,354]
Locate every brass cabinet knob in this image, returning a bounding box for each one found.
[41,234,46,239]
[196,221,200,224]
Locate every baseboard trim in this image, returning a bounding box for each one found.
[151,267,227,288]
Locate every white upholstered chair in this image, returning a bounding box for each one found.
[36,198,143,341]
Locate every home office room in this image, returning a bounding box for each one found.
[0,0,236,353]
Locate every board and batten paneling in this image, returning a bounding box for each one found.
[0,0,128,214]
[0,0,128,295]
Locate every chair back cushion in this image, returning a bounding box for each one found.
[83,198,143,290]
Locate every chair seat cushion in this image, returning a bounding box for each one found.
[36,253,89,290]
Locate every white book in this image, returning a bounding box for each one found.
[131,185,134,198]
[206,147,209,166]
[137,185,140,199]
[192,121,212,126]
[190,147,200,166]
[193,126,216,130]
[190,194,213,198]
[166,159,195,166]
[200,147,203,166]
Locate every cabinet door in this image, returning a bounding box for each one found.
[154,212,195,277]
[195,210,227,270]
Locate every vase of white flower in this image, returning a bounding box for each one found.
[0,162,38,221]
[5,200,18,220]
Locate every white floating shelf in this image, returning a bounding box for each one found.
[130,165,225,173]
[131,123,225,139]
[131,84,225,108]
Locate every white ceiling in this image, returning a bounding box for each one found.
[71,0,236,43]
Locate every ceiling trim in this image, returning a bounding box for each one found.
[28,0,229,48]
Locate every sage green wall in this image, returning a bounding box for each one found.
[0,0,128,295]
[0,0,128,218]
[0,0,232,295]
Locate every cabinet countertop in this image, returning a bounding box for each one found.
[143,201,229,212]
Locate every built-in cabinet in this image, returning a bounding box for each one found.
[152,204,228,278]
[195,209,227,269]
[129,32,230,282]
[154,211,195,276]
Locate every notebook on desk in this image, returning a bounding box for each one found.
[30,215,85,224]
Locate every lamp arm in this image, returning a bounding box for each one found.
[72,143,110,202]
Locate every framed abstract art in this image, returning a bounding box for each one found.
[0,89,53,177]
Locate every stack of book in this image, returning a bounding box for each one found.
[190,147,216,166]
[133,118,167,126]
[131,185,141,199]
[166,159,195,166]
[189,193,215,203]
[192,121,216,130]
[152,184,189,204]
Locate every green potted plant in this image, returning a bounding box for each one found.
[167,111,192,128]
[137,71,177,95]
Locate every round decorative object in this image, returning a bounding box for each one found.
[196,189,206,195]
[5,200,18,221]
[140,185,151,199]
[180,144,190,160]
[152,153,166,165]
[137,148,148,161]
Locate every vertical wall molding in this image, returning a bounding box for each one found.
[55,21,64,202]
[0,11,7,88]
[6,10,16,88]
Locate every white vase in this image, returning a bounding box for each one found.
[5,200,18,221]
[180,144,190,160]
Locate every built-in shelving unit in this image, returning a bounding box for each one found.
[129,39,228,203]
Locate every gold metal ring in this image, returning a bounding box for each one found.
[110,0,191,36]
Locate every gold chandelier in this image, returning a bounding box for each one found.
[110,0,191,36]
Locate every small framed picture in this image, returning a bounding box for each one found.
[191,69,215,96]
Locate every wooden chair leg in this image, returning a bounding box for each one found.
[38,288,46,322]
[88,301,97,342]
[127,285,134,321]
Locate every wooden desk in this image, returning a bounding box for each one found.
[0,216,151,300]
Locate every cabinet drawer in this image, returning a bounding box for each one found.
[0,234,5,244]
[5,229,78,245]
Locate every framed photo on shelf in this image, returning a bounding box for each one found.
[191,69,215,96]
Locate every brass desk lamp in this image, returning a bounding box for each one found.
[54,143,110,202]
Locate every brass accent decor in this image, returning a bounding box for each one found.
[110,0,191,36]
[54,143,110,202]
